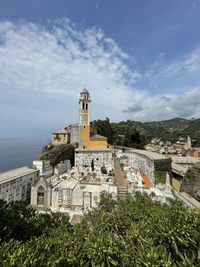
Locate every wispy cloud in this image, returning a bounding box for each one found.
[162,46,200,77]
[124,87,200,121]
[0,19,140,114]
[0,18,200,132]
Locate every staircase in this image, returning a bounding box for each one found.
[118,186,128,198]
[114,158,128,198]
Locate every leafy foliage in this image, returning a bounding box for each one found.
[91,117,200,148]
[0,194,200,266]
[154,158,172,184]
[154,158,172,173]
[0,200,71,244]
[91,158,95,171]
[155,170,167,184]
[101,165,108,174]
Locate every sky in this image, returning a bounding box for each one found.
[0,0,200,138]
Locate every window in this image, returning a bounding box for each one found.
[86,103,88,109]
[37,186,45,205]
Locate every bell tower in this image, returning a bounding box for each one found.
[79,89,91,148]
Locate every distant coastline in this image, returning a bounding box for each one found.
[0,138,48,172]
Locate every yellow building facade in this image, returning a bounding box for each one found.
[51,129,70,145]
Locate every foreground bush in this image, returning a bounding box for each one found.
[0,193,200,266]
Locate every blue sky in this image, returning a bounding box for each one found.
[0,0,200,138]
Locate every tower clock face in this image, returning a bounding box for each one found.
[81,114,88,125]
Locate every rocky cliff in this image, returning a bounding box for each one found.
[38,143,75,167]
[180,163,200,201]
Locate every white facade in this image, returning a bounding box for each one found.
[124,151,155,186]
[50,178,117,210]
[0,167,39,202]
[33,160,53,178]
[54,160,71,176]
[31,165,117,213]
[69,124,79,144]
[31,176,51,209]
[75,149,113,172]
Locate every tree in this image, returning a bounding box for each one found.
[91,159,94,171]
[101,165,107,174]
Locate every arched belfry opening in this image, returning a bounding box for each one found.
[37,185,45,205]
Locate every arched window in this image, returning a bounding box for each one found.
[37,185,45,205]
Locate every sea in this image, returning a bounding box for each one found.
[0,139,48,172]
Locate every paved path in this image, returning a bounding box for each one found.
[114,158,127,188]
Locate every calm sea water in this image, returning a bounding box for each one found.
[0,139,48,172]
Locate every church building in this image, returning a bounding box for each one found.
[30,89,115,214]
[75,89,113,172]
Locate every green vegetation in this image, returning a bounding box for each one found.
[154,158,172,173]
[0,200,71,245]
[1,193,200,266]
[92,119,147,149]
[101,165,107,174]
[154,170,167,184]
[91,159,95,171]
[154,158,171,184]
[91,117,200,148]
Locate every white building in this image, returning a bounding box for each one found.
[31,89,116,215]
[0,166,39,202]
[121,148,169,186]
[32,160,53,178]
[31,167,117,212]
[75,148,113,172]
[54,160,71,176]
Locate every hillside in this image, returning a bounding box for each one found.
[91,118,200,148]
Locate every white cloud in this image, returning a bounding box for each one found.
[162,47,200,78]
[0,19,140,120]
[0,18,200,128]
[124,87,200,121]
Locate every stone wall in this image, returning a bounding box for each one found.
[0,169,39,202]
[124,151,155,185]
[33,160,53,178]
[54,160,71,176]
[75,149,113,172]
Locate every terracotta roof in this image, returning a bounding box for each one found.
[90,134,107,140]
[142,175,153,189]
